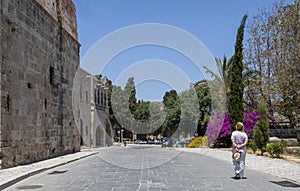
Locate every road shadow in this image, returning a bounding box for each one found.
[231,176,248,180]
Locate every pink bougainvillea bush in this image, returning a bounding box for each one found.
[243,110,259,137]
[206,113,225,145]
[206,112,244,146]
[206,110,277,147]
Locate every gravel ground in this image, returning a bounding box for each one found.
[175,147,300,183]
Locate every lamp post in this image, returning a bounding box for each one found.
[121,129,124,143]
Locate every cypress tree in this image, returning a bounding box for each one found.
[124,77,137,114]
[253,100,270,155]
[228,15,247,131]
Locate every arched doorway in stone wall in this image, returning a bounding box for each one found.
[96,126,105,147]
[105,119,113,146]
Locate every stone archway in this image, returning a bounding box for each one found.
[96,126,105,147]
[104,119,113,146]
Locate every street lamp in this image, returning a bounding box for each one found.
[121,129,124,143]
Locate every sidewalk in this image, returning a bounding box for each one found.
[0,149,98,190]
[176,147,300,183]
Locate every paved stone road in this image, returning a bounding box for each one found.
[3,145,299,191]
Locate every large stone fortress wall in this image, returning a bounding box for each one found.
[0,0,80,169]
[35,0,78,40]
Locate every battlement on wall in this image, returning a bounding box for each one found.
[35,0,78,40]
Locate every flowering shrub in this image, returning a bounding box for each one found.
[244,110,259,137]
[187,136,208,148]
[206,113,225,145]
[219,113,231,138]
[206,110,262,145]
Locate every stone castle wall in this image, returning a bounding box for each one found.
[35,0,78,40]
[35,0,58,22]
[0,0,80,169]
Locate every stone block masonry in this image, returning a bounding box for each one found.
[0,0,80,169]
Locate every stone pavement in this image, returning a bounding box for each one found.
[0,149,98,190]
[0,145,299,190]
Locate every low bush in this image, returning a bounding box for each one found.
[187,136,208,148]
[296,149,300,158]
[266,140,285,158]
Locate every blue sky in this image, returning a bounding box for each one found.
[72,0,288,101]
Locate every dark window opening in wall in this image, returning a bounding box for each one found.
[86,126,88,135]
[80,119,83,136]
[49,66,54,85]
[7,94,10,111]
[80,86,82,100]
[27,82,32,89]
[98,90,101,104]
[86,91,88,102]
[94,89,97,103]
[45,99,47,109]
[101,92,104,106]
[97,90,100,104]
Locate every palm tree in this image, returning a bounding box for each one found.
[204,55,232,109]
[204,57,258,110]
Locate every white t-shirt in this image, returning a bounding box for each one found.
[231,131,248,153]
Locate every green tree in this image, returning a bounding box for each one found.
[149,102,165,134]
[108,80,120,129]
[176,88,199,138]
[228,15,248,131]
[110,85,130,129]
[162,90,181,137]
[194,80,211,136]
[253,100,270,155]
[134,100,150,122]
[132,100,165,134]
[110,78,138,132]
[111,77,165,135]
